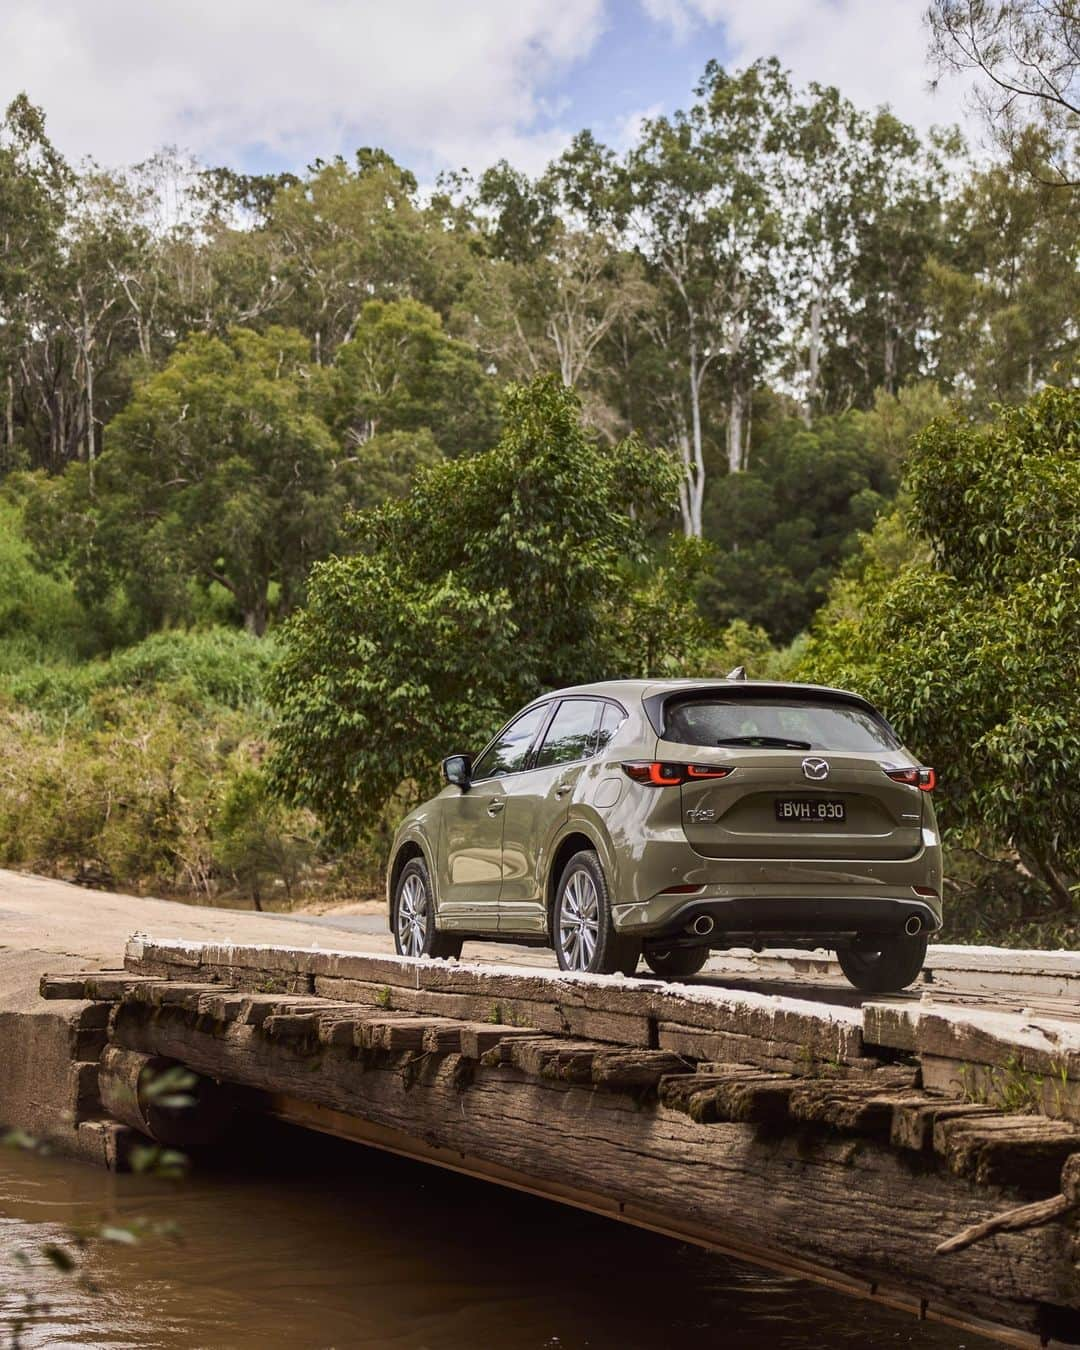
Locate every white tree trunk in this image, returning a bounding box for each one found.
[805,292,823,424]
[727,382,751,474]
[684,337,705,538]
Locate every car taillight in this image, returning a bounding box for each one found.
[885,766,936,792]
[622,762,734,787]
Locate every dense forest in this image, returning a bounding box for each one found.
[1,9,1078,944]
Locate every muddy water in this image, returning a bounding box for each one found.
[1,1124,991,1350]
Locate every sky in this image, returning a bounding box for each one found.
[1,1,970,179]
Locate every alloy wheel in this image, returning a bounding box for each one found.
[397,873,428,956]
[558,868,600,972]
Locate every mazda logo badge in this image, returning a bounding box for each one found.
[802,757,829,781]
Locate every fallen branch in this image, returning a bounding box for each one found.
[935,1193,1074,1255]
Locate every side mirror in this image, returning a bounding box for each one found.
[442,754,472,789]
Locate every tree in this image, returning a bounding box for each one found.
[927,0,1079,187]
[621,61,785,535]
[0,95,69,471]
[700,406,897,641]
[268,376,702,843]
[329,298,499,456]
[800,382,1080,916]
[266,152,477,362]
[26,327,351,635]
[925,151,1080,402]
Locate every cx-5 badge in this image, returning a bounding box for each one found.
[802,757,830,781]
[685,806,716,822]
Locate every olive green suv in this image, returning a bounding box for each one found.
[387,679,942,992]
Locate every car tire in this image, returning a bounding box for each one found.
[837,933,928,993]
[554,850,640,977]
[644,946,709,979]
[393,857,463,961]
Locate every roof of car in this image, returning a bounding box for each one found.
[530,677,872,705]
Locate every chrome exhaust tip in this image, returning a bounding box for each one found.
[689,914,715,937]
[904,915,923,936]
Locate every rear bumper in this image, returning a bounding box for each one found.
[614,890,943,944]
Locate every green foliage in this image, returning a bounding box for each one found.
[213,767,313,908]
[802,383,1080,930]
[0,625,322,901]
[24,327,351,635]
[346,429,445,511]
[5,627,277,720]
[269,376,701,843]
[329,299,499,456]
[700,408,897,640]
[0,496,107,670]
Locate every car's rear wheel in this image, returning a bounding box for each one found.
[393,857,463,960]
[837,933,928,993]
[644,946,709,979]
[554,850,640,977]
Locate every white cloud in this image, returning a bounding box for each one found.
[640,0,969,134]
[0,0,607,173]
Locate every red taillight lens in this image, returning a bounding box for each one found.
[885,767,936,792]
[622,762,734,787]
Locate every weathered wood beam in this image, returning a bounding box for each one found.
[104,999,1080,1340]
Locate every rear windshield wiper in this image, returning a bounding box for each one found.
[714,735,813,750]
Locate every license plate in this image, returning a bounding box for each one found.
[774,797,846,823]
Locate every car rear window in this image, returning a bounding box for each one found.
[664,697,899,753]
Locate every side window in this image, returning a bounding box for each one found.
[472,704,549,780]
[534,699,599,769]
[595,702,626,754]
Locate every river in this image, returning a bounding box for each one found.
[0,1123,992,1349]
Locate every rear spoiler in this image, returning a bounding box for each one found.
[642,683,899,742]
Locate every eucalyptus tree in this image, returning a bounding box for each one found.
[926,147,1080,402]
[329,297,499,456]
[825,113,953,404]
[927,0,1079,188]
[266,151,477,363]
[0,95,68,471]
[616,60,786,534]
[468,158,651,440]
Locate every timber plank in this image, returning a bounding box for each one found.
[510,1039,601,1084]
[658,1067,763,1113]
[591,1050,691,1092]
[135,940,866,1062]
[457,1025,540,1060]
[934,1114,1080,1192]
[891,1100,998,1153]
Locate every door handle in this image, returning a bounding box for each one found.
[487,799,505,816]
[555,782,572,798]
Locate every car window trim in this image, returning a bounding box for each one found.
[470,701,553,783]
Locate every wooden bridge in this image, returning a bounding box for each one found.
[42,936,1080,1349]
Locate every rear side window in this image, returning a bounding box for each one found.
[595,702,626,753]
[664,698,899,753]
[535,699,599,768]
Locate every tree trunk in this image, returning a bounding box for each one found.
[84,334,96,494]
[685,337,705,538]
[805,293,823,425]
[4,371,13,470]
[1015,843,1078,915]
[883,325,897,395]
[243,597,269,637]
[727,382,751,474]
